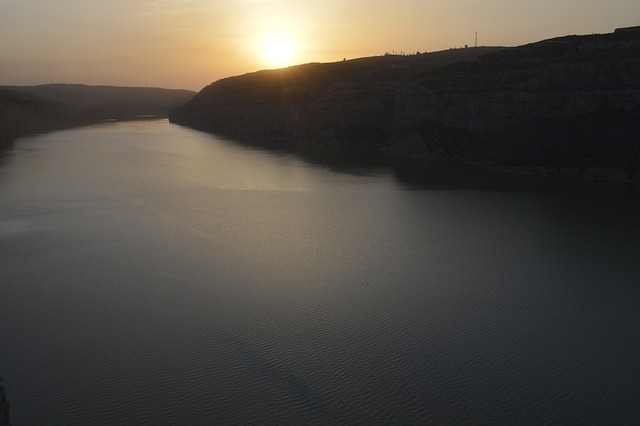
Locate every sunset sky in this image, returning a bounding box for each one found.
[1,0,639,90]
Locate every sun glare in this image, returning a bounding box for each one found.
[263,36,294,68]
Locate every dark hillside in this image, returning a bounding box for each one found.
[171,27,640,182]
[187,47,503,105]
[391,27,640,180]
[0,85,194,150]
[171,47,503,149]
[21,84,195,119]
[0,88,60,150]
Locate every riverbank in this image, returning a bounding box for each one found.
[1,84,194,152]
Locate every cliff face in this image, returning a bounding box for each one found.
[389,30,640,180]
[396,35,640,134]
[171,28,640,181]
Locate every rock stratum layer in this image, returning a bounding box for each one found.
[171,28,640,181]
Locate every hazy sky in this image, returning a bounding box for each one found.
[1,0,639,90]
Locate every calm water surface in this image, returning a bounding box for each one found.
[1,120,639,424]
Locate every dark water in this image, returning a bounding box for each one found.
[1,120,639,425]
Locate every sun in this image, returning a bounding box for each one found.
[263,36,294,68]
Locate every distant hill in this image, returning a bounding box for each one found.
[171,27,640,182]
[14,84,195,118]
[0,84,194,149]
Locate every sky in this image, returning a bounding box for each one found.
[1,0,639,90]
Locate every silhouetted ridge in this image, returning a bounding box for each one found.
[171,48,503,149]
[171,27,640,182]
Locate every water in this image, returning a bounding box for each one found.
[1,120,639,425]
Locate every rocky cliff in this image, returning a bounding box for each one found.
[390,28,640,180]
[171,27,640,181]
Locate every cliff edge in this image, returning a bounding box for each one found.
[170,48,503,150]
